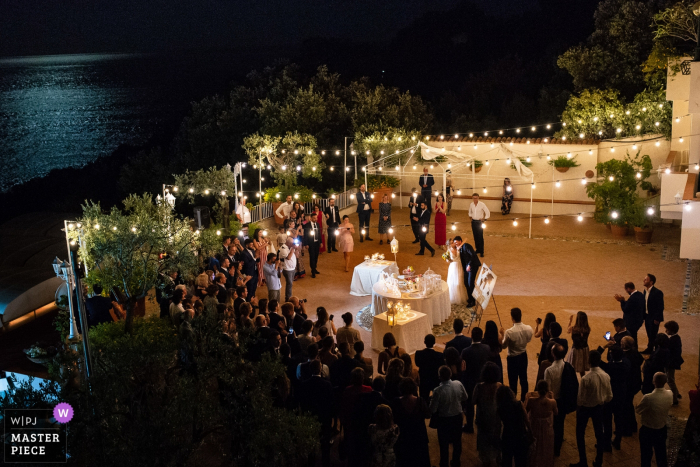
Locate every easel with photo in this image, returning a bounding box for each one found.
[468,264,503,331]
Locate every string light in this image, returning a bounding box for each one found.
[451,224,457,231]
[546,155,551,160]
[581,178,587,185]
[680,137,684,143]
[531,126,536,131]
[611,211,619,219]
[481,222,486,229]
[632,144,637,150]
[531,183,536,189]
[609,176,614,181]
[636,172,642,178]
[189,188,194,193]
[544,217,550,224]
[589,150,593,155]
[172,186,178,192]
[685,203,691,211]
[695,163,699,170]
[516,128,521,133]
[665,168,671,174]
[655,142,660,147]
[506,185,512,192]
[513,220,518,226]
[131,227,137,232]
[483,187,487,193]
[577,214,583,222]
[204,189,210,195]
[647,207,655,215]
[611,147,615,152]
[216,230,221,236]
[112,226,117,231]
[555,181,561,188]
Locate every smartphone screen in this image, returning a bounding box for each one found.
[288,328,294,335]
[604,331,611,341]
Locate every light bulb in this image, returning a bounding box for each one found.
[695,164,699,170]
[642,107,647,112]
[609,176,614,181]
[577,214,583,221]
[483,187,487,193]
[76,223,82,228]
[593,117,598,122]
[491,143,495,147]
[526,157,530,162]
[485,161,490,165]
[457,189,462,195]
[335,230,340,236]
[579,133,584,139]
[506,186,512,192]
[112,226,117,231]
[370,194,375,199]
[451,225,456,231]
[563,122,567,126]
[308,151,312,155]
[294,150,298,154]
[675,117,680,123]
[204,189,210,195]
[172,186,178,192]
[555,181,561,188]
[655,122,660,127]
[617,128,622,133]
[454,134,459,138]
[611,211,618,219]
[578,120,582,124]
[599,131,603,135]
[294,194,299,199]
[474,145,477,150]
[632,145,637,150]
[189,187,194,193]
[546,124,551,129]
[581,178,587,185]
[330,167,334,171]
[396,166,400,171]
[506,158,511,164]
[510,142,513,146]
[635,125,641,130]
[361,229,366,235]
[546,155,551,160]
[484,132,488,136]
[626,110,630,115]
[665,168,671,174]
[413,165,416,170]
[516,128,521,133]
[131,227,136,232]
[513,220,518,226]
[655,141,660,147]
[531,183,536,189]
[281,165,286,170]
[312,194,316,199]
[388,228,394,234]
[544,217,550,224]
[391,193,396,198]
[435,191,439,196]
[216,230,221,236]
[531,126,536,131]
[589,150,593,155]
[499,130,503,135]
[378,167,382,171]
[94,224,100,229]
[636,172,642,178]
[647,207,655,215]
[469,133,473,137]
[296,165,301,171]
[448,163,452,168]
[658,104,663,109]
[380,150,385,155]
[567,153,572,159]
[680,138,684,143]
[440,135,444,140]
[562,136,566,141]
[481,222,486,229]
[611,147,615,152]
[685,203,691,211]
[422,226,427,232]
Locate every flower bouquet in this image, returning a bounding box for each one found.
[402,266,415,277]
[24,343,57,366]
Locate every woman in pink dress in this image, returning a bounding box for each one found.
[252,228,268,286]
[313,204,326,253]
[338,215,355,272]
[525,380,558,467]
[434,193,447,249]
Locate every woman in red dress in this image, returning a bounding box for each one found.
[434,193,447,249]
[313,204,326,253]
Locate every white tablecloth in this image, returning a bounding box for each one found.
[371,280,451,326]
[349,260,399,296]
[371,311,432,355]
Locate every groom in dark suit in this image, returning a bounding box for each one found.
[414,201,434,256]
[454,236,481,307]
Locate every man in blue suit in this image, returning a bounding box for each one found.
[241,238,259,298]
[355,184,373,242]
[614,281,645,344]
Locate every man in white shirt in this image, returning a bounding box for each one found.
[573,350,613,467]
[275,195,294,220]
[468,193,489,257]
[636,372,673,467]
[501,307,533,401]
[278,238,297,302]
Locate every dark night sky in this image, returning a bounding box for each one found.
[0,0,537,56]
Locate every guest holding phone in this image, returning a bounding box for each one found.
[567,311,590,378]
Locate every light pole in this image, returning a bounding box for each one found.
[694,2,700,61]
[52,257,79,341]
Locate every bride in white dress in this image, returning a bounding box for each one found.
[447,243,468,304]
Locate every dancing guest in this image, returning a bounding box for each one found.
[525,380,557,467]
[614,281,645,343]
[457,237,480,307]
[415,334,445,402]
[501,178,513,214]
[277,238,296,302]
[468,193,490,257]
[434,193,447,249]
[324,197,340,253]
[501,307,533,401]
[409,189,424,243]
[642,273,664,354]
[567,311,591,377]
[414,201,435,256]
[337,215,355,272]
[356,184,373,242]
[378,193,392,245]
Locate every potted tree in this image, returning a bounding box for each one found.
[472,160,484,173]
[356,175,400,209]
[548,155,581,173]
[629,203,654,244]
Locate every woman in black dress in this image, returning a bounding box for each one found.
[482,320,504,382]
[497,385,531,467]
[535,312,556,365]
[392,378,431,467]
